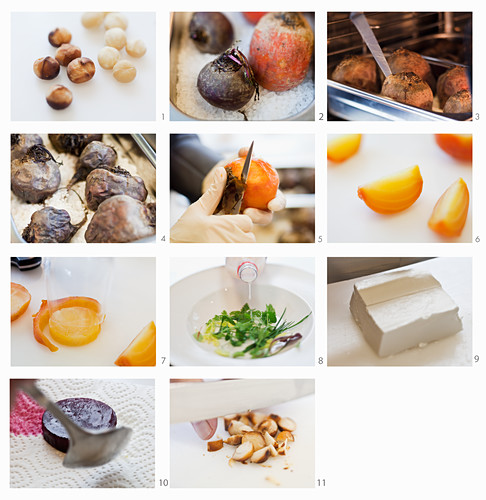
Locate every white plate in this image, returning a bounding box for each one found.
[327,258,472,366]
[171,264,315,366]
[170,393,315,488]
[327,134,472,243]
[11,257,155,366]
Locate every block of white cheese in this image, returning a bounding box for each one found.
[349,269,463,357]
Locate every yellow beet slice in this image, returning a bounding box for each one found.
[428,178,469,237]
[357,165,423,214]
[327,134,362,163]
[11,283,31,322]
[49,307,101,346]
[32,296,103,351]
[115,321,156,366]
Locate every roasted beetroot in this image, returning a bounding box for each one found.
[189,12,233,54]
[249,12,314,91]
[381,72,433,110]
[387,48,436,92]
[11,134,43,161]
[48,134,102,156]
[68,141,117,188]
[197,47,259,111]
[437,66,470,108]
[331,55,379,92]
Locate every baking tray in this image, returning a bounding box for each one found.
[328,52,471,122]
[11,133,156,243]
[170,12,315,121]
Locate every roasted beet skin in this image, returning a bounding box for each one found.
[443,89,472,114]
[11,145,61,203]
[331,55,379,92]
[11,134,44,162]
[387,48,436,92]
[42,398,117,453]
[85,195,156,243]
[85,166,148,211]
[249,12,314,91]
[381,72,433,110]
[68,141,117,188]
[189,12,233,54]
[48,134,103,156]
[437,66,470,108]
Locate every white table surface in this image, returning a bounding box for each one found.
[327,134,472,243]
[11,12,156,121]
[327,258,472,366]
[11,257,155,366]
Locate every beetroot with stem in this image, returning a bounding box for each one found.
[197,47,259,112]
[189,12,233,54]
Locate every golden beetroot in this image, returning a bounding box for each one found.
[249,12,314,92]
[11,283,31,322]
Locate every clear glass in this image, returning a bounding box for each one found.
[44,258,114,346]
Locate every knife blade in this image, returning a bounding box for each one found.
[170,379,314,424]
[230,141,254,214]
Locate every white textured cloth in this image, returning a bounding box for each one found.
[10,379,155,488]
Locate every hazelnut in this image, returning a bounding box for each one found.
[46,85,73,110]
[33,56,60,80]
[104,12,128,30]
[55,44,82,66]
[97,46,120,70]
[105,27,126,50]
[81,12,105,29]
[113,60,136,83]
[126,39,146,58]
[48,27,72,47]
[67,57,96,83]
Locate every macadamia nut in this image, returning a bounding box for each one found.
[105,27,126,50]
[113,60,136,83]
[104,12,128,30]
[81,12,105,28]
[33,56,60,80]
[55,44,82,66]
[67,57,96,83]
[46,85,73,109]
[48,27,72,47]
[98,46,121,70]
[126,39,146,58]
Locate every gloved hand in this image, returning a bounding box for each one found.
[170,167,255,243]
[201,147,286,226]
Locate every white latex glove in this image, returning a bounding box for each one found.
[170,167,255,243]
[201,147,286,226]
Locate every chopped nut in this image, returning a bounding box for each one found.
[258,418,278,437]
[276,430,294,442]
[232,441,253,462]
[247,411,267,427]
[207,439,223,452]
[250,446,272,463]
[238,415,252,426]
[276,439,288,455]
[228,420,253,436]
[263,431,276,447]
[223,414,239,431]
[241,432,265,452]
[268,445,278,457]
[278,417,297,432]
[224,435,242,446]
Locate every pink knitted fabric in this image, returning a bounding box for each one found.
[10,391,44,436]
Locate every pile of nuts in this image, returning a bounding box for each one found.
[34,12,147,110]
[206,411,297,465]
[81,12,146,83]
[34,25,96,110]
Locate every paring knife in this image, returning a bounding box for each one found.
[350,12,392,78]
[170,379,314,424]
[230,140,254,214]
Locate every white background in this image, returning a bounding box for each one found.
[5,0,485,499]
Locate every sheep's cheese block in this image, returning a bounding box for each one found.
[349,269,463,357]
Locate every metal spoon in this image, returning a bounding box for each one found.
[349,12,392,78]
[21,382,132,468]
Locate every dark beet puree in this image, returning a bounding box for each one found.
[42,398,117,453]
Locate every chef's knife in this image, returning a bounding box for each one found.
[230,141,254,214]
[170,379,314,424]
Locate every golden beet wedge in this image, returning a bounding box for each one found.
[327,134,362,163]
[11,283,31,322]
[357,165,423,214]
[428,178,469,237]
[115,321,156,366]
